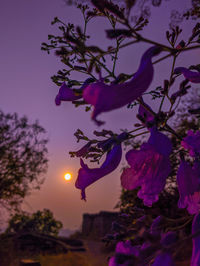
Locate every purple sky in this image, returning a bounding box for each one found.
[0,0,198,230]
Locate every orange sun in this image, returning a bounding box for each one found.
[64,172,72,181]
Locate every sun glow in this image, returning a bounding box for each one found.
[64,172,72,181]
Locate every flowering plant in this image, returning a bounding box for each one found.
[43,0,200,264]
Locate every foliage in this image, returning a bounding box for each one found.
[43,0,200,264]
[118,89,200,212]
[0,110,48,210]
[6,209,63,236]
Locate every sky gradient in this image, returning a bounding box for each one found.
[0,0,199,230]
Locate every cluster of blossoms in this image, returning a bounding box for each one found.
[109,212,200,265]
[55,44,200,265]
[55,45,200,211]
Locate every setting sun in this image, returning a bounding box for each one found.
[64,173,72,181]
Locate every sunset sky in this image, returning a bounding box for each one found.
[0,0,198,230]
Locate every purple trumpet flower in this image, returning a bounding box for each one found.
[161,231,177,247]
[75,133,128,200]
[97,132,129,152]
[73,141,92,157]
[177,160,200,214]
[138,102,155,127]
[55,82,81,105]
[152,252,175,266]
[83,46,161,125]
[115,240,140,257]
[181,130,200,157]
[174,67,200,83]
[121,127,172,206]
[150,216,162,238]
[109,240,140,266]
[55,78,94,105]
[97,137,116,151]
[76,145,121,200]
[191,213,200,266]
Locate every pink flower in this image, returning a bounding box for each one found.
[191,213,200,266]
[83,46,161,125]
[177,160,200,214]
[181,130,200,157]
[174,67,200,83]
[121,127,171,206]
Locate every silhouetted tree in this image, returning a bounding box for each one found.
[6,209,62,236]
[0,110,48,210]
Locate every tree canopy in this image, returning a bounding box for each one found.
[0,110,48,210]
[6,209,62,236]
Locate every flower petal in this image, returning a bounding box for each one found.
[121,129,171,206]
[161,231,177,247]
[116,240,140,257]
[109,240,140,266]
[83,46,161,125]
[181,130,200,157]
[177,161,200,214]
[174,67,200,83]
[191,213,200,266]
[150,216,162,237]
[152,252,175,266]
[138,102,154,126]
[98,132,128,151]
[108,257,117,266]
[148,127,172,156]
[74,141,92,157]
[55,82,82,105]
[55,78,94,105]
[75,144,122,200]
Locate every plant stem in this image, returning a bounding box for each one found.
[128,126,145,134]
[159,55,177,113]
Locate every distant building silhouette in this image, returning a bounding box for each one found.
[82,211,120,238]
